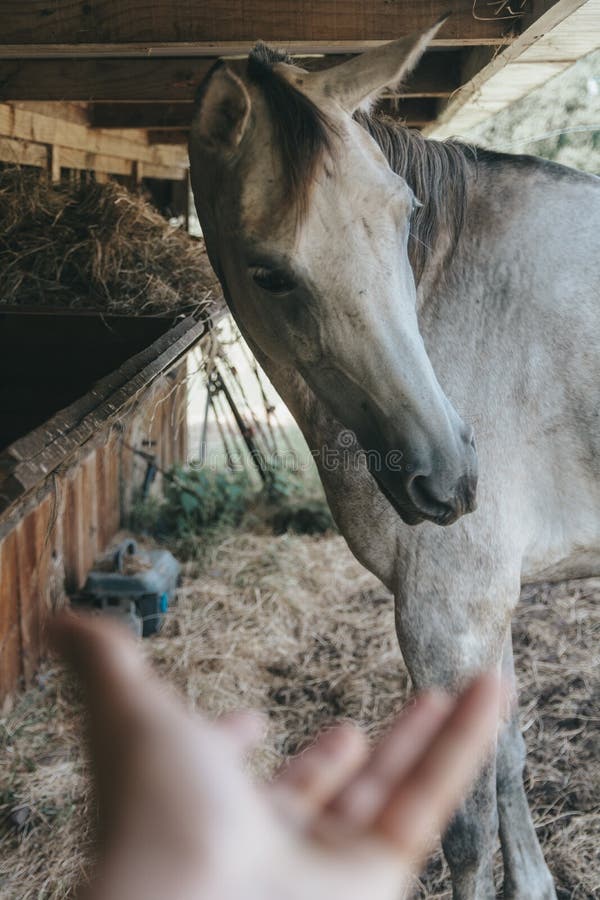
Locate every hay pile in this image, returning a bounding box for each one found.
[0,167,222,314]
[0,531,598,898]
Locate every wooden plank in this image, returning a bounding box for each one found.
[0,49,465,102]
[58,144,132,176]
[0,3,515,45]
[142,161,187,180]
[108,434,122,533]
[428,0,598,138]
[15,513,41,682]
[9,100,90,124]
[0,102,188,169]
[0,530,22,697]
[63,469,86,592]
[82,454,99,576]
[0,134,47,167]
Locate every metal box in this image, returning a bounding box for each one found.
[79,540,180,637]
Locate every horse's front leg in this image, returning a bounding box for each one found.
[393,530,517,900]
[496,631,556,899]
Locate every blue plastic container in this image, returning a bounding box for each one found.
[79,540,180,637]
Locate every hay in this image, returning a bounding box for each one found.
[0,167,222,315]
[0,530,598,898]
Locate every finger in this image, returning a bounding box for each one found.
[375,672,501,860]
[216,710,267,755]
[49,612,181,832]
[323,691,453,828]
[272,723,368,820]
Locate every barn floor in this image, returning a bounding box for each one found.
[0,529,598,899]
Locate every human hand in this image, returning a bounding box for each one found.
[51,613,500,900]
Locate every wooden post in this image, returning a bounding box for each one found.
[47,144,61,182]
[131,159,143,191]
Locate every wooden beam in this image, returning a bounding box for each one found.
[0,102,188,170]
[0,59,213,103]
[0,49,468,102]
[0,3,516,45]
[427,0,599,138]
[0,38,514,59]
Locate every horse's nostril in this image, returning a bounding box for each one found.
[406,474,452,518]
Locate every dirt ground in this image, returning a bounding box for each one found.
[0,530,598,898]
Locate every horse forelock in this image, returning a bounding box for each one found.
[246,43,336,223]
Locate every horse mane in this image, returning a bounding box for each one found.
[353,111,475,278]
[245,43,483,278]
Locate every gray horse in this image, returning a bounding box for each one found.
[189,21,599,899]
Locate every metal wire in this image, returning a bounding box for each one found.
[472,0,530,21]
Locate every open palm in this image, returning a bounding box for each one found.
[51,614,500,900]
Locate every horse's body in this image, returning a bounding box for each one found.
[189,26,599,898]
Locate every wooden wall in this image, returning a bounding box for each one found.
[0,101,188,183]
[0,366,188,701]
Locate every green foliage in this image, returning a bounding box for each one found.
[161,466,252,536]
[129,495,163,535]
[128,466,254,562]
[129,460,334,559]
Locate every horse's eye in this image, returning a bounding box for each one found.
[250,266,296,295]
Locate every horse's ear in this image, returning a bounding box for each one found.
[191,62,251,153]
[306,17,447,114]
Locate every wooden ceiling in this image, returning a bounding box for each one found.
[0,1,595,139]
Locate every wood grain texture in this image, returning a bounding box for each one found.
[0,2,513,45]
[0,102,188,168]
[0,362,192,701]
[0,50,464,101]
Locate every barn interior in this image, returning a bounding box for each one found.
[0,2,598,898]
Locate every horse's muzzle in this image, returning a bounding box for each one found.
[372,437,478,527]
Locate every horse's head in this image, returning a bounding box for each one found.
[189,22,477,526]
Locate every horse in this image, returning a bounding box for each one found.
[188,20,600,899]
